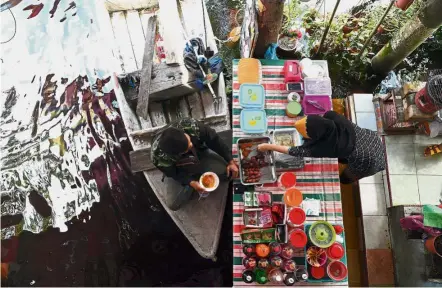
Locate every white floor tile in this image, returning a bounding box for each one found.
[384,135,414,145]
[417,175,442,205]
[414,135,442,145]
[359,172,383,184]
[363,216,390,249]
[353,94,375,113]
[356,112,378,131]
[360,184,387,216]
[414,144,442,175]
[389,174,420,206]
[386,143,416,175]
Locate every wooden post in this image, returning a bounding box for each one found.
[136,15,157,120]
[253,0,285,58]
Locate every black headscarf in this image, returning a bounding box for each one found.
[159,127,189,155]
[302,111,356,158]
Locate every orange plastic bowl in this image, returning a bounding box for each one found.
[283,188,303,207]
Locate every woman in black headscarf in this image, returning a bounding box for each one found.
[258,111,385,184]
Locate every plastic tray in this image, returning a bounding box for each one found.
[302,95,332,115]
[237,137,277,186]
[304,224,348,283]
[271,129,305,170]
[304,77,332,96]
[240,109,268,134]
[239,84,265,109]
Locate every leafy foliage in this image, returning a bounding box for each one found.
[291,0,435,97]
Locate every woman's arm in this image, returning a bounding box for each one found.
[257,143,289,154]
[258,143,312,157]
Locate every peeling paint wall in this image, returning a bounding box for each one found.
[0,0,132,239]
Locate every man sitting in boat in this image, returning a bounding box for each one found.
[151,118,238,211]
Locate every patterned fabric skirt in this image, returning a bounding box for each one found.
[346,125,386,179]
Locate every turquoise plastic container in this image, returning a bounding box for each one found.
[239,84,265,109]
[240,109,268,134]
[304,224,348,283]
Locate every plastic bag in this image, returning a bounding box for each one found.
[264,43,279,60]
[400,214,442,237]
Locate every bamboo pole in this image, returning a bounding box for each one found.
[357,0,395,60]
[316,0,341,56]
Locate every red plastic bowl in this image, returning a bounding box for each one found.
[327,261,348,281]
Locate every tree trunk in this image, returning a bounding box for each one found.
[253,0,285,58]
[371,0,442,73]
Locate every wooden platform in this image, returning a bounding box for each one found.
[107,0,230,259]
[109,5,228,132]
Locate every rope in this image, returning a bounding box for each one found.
[1,8,17,44]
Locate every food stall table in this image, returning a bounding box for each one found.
[231,59,347,286]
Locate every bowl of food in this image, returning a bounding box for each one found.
[199,172,219,192]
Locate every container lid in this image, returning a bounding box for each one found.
[311,266,325,279]
[289,229,307,248]
[280,172,297,188]
[327,243,345,260]
[304,77,332,96]
[302,95,332,115]
[240,109,268,134]
[289,208,306,226]
[286,101,302,117]
[283,188,303,207]
[239,84,265,109]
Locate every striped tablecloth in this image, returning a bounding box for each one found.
[232,59,347,286]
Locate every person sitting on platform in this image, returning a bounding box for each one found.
[258,111,385,184]
[151,118,238,211]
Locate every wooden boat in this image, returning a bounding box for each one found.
[106,0,230,259]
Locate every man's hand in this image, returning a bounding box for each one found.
[226,160,239,178]
[190,181,206,193]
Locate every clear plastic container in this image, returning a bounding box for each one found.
[304,77,332,96]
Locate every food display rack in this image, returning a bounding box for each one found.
[232,59,347,286]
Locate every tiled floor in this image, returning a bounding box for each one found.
[351,93,442,286]
[384,134,442,206]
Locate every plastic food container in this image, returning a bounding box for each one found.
[240,109,268,134]
[239,84,265,109]
[237,137,277,185]
[327,261,348,281]
[272,129,305,170]
[283,188,303,207]
[308,221,336,248]
[278,172,297,188]
[304,77,332,96]
[306,246,328,267]
[302,95,332,115]
[289,229,308,248]
[286,101,302,118]
[287,207,306,227]
[284,60,302,83]
[327,243,345,260]
[311,266,326,280]
[302,60,329,78]
[283,259,296,272]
